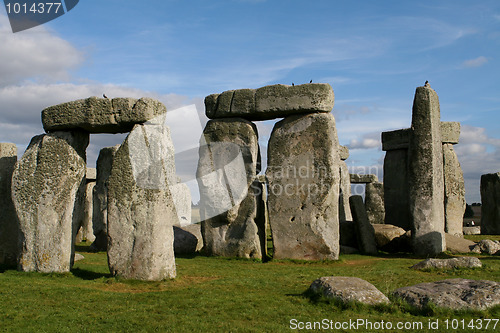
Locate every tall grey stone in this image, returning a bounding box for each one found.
[197,118,265,259]
[205,83,335,121]
[443,143,465,236]
[42,97,167,133]
[90,145,119,252]
[12,131,89,272]
[339,160,352,222]
[107,123,177,280]
[480,172,500,235]
[365,181,385,225]
[349,195,378,255]
[408,86,446,255]
[267,113,340,260]
[76,181,96,243]
[170,181,192,227]
[383,149,410,230]
[0,143,19,265]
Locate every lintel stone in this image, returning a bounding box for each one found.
[205,83,334,121]
[382,122,461,151]
[350,173,378,184]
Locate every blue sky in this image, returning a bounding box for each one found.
[0,0,499,203]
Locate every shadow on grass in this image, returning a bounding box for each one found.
[0,263,16,273]
[71,267,112,280]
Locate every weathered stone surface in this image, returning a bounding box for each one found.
[380,230,412,253]
[392,279,500,310]
[76,181,96,243]
[309,276,389,305]
[383,149,411,230]
[107,123,177,280]
[170,181,192,227]
[0,143,19,265]
[90,145,119,252]
[349,195,377,255]
[42,97,167,133]
[86,167,97,181]
[440,122,460,144]
[372,224,406,248]
[480,172,500,235]
[267,113,340,260]
[463,226,481,235]
[443,144,465,236]
[74,253,85,262]
[382,122,460,151]
[411,257,482,270]
[365,182,385,225]
[350,173,378,184]
[174,224,203,255]
[445,233,475,254]
[381,128,410,151]
[12,131,89,272]
[340,221,357,248]
[408,86,446,255]
[338,161,352,222]
[197,118,265,259]
[339,145,349,160]
[205,83,334,121]
[470,239,500,255]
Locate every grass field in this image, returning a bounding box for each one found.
[1,241,499,332]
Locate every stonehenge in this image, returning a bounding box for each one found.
[382,86,465,255]
[0,81,479,279]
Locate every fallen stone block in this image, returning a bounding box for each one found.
[392,278,500,310]
[309,276,389,305]
[411,257,482,270]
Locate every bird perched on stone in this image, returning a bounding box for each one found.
[103,93,108,98]
[309,79,313,83]
[292,83,294,86]
[424,80,430,87]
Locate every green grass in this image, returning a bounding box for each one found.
[0,244,499,332]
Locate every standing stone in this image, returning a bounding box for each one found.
[197,118,265,259]
[76,181,96,243]
[365,181,385,225]
[90,145,119,252]
[170,181,192,227]
[443,143,465,236]
[0,143,19,265]
[339,158,352,221]
[481,172,500,235]
[267,113,340,260]
[408,86,446,255]
[12,131,89,272]
[349,195,378,255]
[107,123,177,280]
[383,149,410,230]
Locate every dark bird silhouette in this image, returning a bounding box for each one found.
[309,79,312,83]
[103,93,108,99]
[424,80,430,87]
[292,83,294,86]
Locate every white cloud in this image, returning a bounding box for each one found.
[462,56,488,68]
[0,14,83,87]
[454,125,500,202]
[347,133,381,150]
